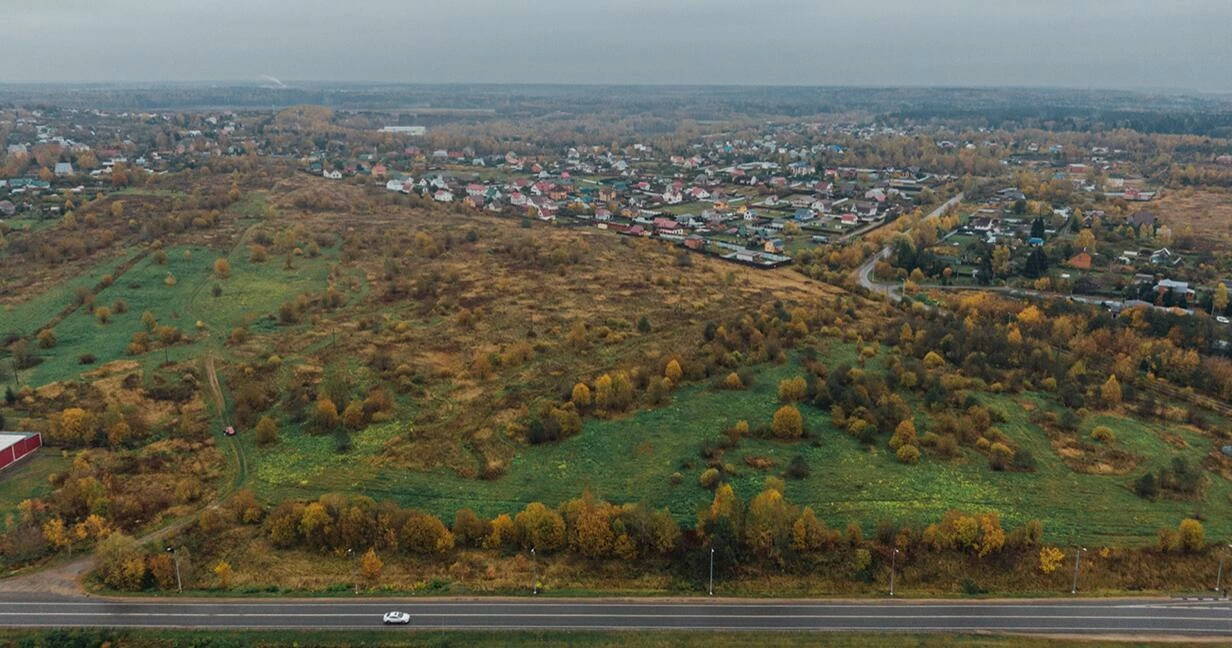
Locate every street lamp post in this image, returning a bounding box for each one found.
[1216,544,1232,596]
[889,548,899,597]
[531,547,538,595]
[165,547,182,593]
[708,547,715,597]
[1071,547,1087,595]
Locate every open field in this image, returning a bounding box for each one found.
[242,343,1227,546]
[1151,188,1232,249]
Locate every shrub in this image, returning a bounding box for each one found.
[778,377,807,403]
[896,445,920,465]
[988,442,1013,470]
[1179,518,1205,553]
[1090,425,1116,444]
[698,468,721,489]
[722,372,743,390]
[36,329,57,348]
[771,405,804,439]
[78,353,96,365]
[1038,546,1064,573]
[254,416,279,446]
[785,455,810,480]
[1134,472,1158,500]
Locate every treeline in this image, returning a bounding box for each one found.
[92,482,1217,593]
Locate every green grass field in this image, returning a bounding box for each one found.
[13,230,352,386]
[0,453,69,532]
[241,345,1229,546]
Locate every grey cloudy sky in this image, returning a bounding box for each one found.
[2,0,1230,91]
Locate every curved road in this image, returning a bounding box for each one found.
[1,595,1231,635]
[856,193,963,301]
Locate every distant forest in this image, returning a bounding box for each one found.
[1,83,1230,136]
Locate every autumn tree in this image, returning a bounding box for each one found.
[566,321,589,349]
[745,486,798,563]
[664,359,683,384]
[1179,518,1205,553]
[213,560,233,588]
[254,416,279,446]
[1076,228,1096,250]
[148,552,177,590]
[360,547,383,584]
[778,377,807,403]
[42,518,73,556]
[95,533,146,591]
[94,306,112,324]
[36,329,58,349]
[791,506,830,553]
[514,502,566,551]
[1039,546,1065,573]
[1215,282,1229,315]
[1101,374,1122,407]
[452,508,492,548]
[401,512,454,554]
[214,258,232,278]
[313,397,340,432]
[342,399,367,432]
[771,405,804,439]
[571,382,592,408]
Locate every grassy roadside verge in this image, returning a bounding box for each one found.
[0,628,1201,648]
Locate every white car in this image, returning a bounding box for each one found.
[383,611,411,625]
[1217,316,1230,325]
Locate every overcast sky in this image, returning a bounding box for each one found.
[2,0,1230,92]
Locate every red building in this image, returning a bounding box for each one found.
[0,432,41,472]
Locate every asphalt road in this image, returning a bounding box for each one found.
[855,192,963,301]
[2,595,1231,635]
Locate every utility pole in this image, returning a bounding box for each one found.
[531,547,538,595]
[708,547,715,596]
[165,547,182,593]
[889,548,899,597]
[1217,544,1231,597]
[1071,547,1086,595]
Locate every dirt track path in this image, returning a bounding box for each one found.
[206,355,247,493]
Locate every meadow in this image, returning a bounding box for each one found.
[241,344,1225,546]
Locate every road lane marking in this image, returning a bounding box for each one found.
[1,623,1231,634]
[2,612,1230,621]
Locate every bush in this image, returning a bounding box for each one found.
[1090,425,1116,444]
[254,416,279,446]
[78,353,96,365]
[1179,518,1205,553]
[698,468,721,489]
[770,405,804,439]
[896,445,920,465]
[785,455,810,480]
[1134,472,1159,500]
[988,442,1013,470]
[36,329,58,349]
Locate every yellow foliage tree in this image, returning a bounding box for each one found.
[360,547,383,583]
[1101,374,1122,407]
[213,560,233,588]
[1039,546,1065,573]
[771,405,804,439]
